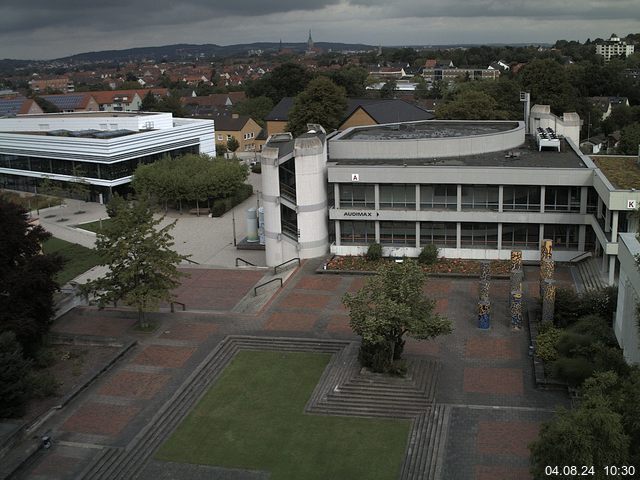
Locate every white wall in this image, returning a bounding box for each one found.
[615,233,640,365]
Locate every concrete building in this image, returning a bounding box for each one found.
[615,233,640,365]
[596,34,635,62]
[259,108,640,288]
[0,112,215,202]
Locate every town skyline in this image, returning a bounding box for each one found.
[1,0,639,60]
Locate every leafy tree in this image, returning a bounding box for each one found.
[226,136,240,153]
[156,91,186,117]
[32,96,60,113]
[329,65,369,97]
[286,76,347,136]
[342,261,453,372]
[140,90,159,111]
[414,78,430,100]
[518,58,578,114]
[245,63,313,104]
[436,90,509,120]
[82,196,187,328]
[233,96,273,126]
[0,199,62,355]
[0,332,32,418]
[379,80,397,99]
[618,122,640,154]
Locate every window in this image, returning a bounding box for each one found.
[340,221,375,244]
[420,185,457,210]
[461,186,499,211]
[502,223,540,249]
[379,184,415,209]
[339,184,375,209]
[460,223,499,248]
[420,222,457,247]
[545,186,580,212]
[586,187,598,214]
[503,186,541,211]
[544,224,579,249]
[380,221,416,246]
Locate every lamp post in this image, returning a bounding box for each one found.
[232,207,237,246]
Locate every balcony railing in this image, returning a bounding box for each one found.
[280,183,297,203]
[281,219,299,240]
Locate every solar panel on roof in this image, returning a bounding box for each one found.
[41,94,85,110]
[0,98,26,115]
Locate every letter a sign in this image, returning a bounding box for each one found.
[351,173,360,182]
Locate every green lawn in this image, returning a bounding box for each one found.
[76,218,112,233]
[42,237,102,285]
[156,350,410,480]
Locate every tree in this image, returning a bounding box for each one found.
[226,136,240,154]
[82,196,188,328]
[530,386,630,479]
[518,58,578,114]
[0,199,62,355]
[618,122,640,154]
[436,90,509,120]
[342,261,453,372]
[379,80,397,99]
[140,90,159,111]
[245,63,313,104]
[414,78,429,100]
[287,76,348,136]
[233,96,273,127]
[329,65,369,97]
[0,332,32,418]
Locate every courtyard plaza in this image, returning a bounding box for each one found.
[7,254,575,480]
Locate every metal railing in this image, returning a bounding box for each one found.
[274,257,300,275]
[183,257,200,265]
[254,278,283,296]
[170,301,186,312]
[235,257,256,267]
[280,183,297,202]
[568,251,593,263]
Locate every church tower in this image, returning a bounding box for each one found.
[307,29,314,53]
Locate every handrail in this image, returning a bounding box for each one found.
[183,257,200,265]
[170,301,186,313]
[568,251,592,263]
[254,278,283,296]
[236,257,256,267]
[273,257,300,274]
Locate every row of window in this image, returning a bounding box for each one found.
[339,221,582,250]
[0,146,199,180]
[338,184,592,213]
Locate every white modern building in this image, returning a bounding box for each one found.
[596,34,635,62]
[0,112,215,202]
[259,107,640,288]
[615,233,640,365]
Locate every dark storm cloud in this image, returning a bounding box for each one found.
[348,0,640,21]
[0,0,342,34]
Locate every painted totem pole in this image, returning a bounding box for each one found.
[478,261,491,329]
[539,240,556,323]
[510,250,524,330]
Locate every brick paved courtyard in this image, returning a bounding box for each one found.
[22,262,570,480]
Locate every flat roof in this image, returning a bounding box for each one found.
[592,156,640,190]
[14,112,159,119]
[340,121,519,141]
[330,136,587,169]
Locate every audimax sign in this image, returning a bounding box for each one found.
[342,211,380,217]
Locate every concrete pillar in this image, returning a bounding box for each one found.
[415,184,420,211]
[578,225,586,251]
[375,221,380,244]
[497,223,503,250]
[538,224,545,250]
[334,183,340,209]
[609,256,616,286]
[602,253,608,273]
[335,221,341,246]
[456,222,461,249]
[498,185,504,213]
[457,184,462,212]
[374,184,380,210]
[605,207,611,233]
[597,196,603,219]
[611,211,619,243]
[415,222,420,249]
[540,185,546,213]
[580,186,588,214]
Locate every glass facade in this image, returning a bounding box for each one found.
[545,186,581,212]
[379,184,416,209]
[420,222,457,247]
[380,221,416,246]
[0,145,199,181]
[503,186,541,211]
[544,224,579,249]
[502,223,540,249]
[461,223,499,248]
[461,186,499,211]
[420,184,457,210]
[280,204,298,239]
[339,184,375,209]
[340,220,375,244]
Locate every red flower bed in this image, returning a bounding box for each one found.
[326,256,511,276]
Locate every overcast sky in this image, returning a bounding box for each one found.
[2,0,639,60]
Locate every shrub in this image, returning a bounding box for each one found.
[418,244,439,265]
[28,370,59,398]
[556,331,599,358]
[0,332,32,418]
[211,200,226,217]
[552,357,595,387]
[568,314,616,346]
[535,325,561,362]
[251,163,262,174]
[553,287,583,327]
[582,286,618,325]
[366,243,383,261]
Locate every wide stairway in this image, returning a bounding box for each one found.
[575,257,606,291]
